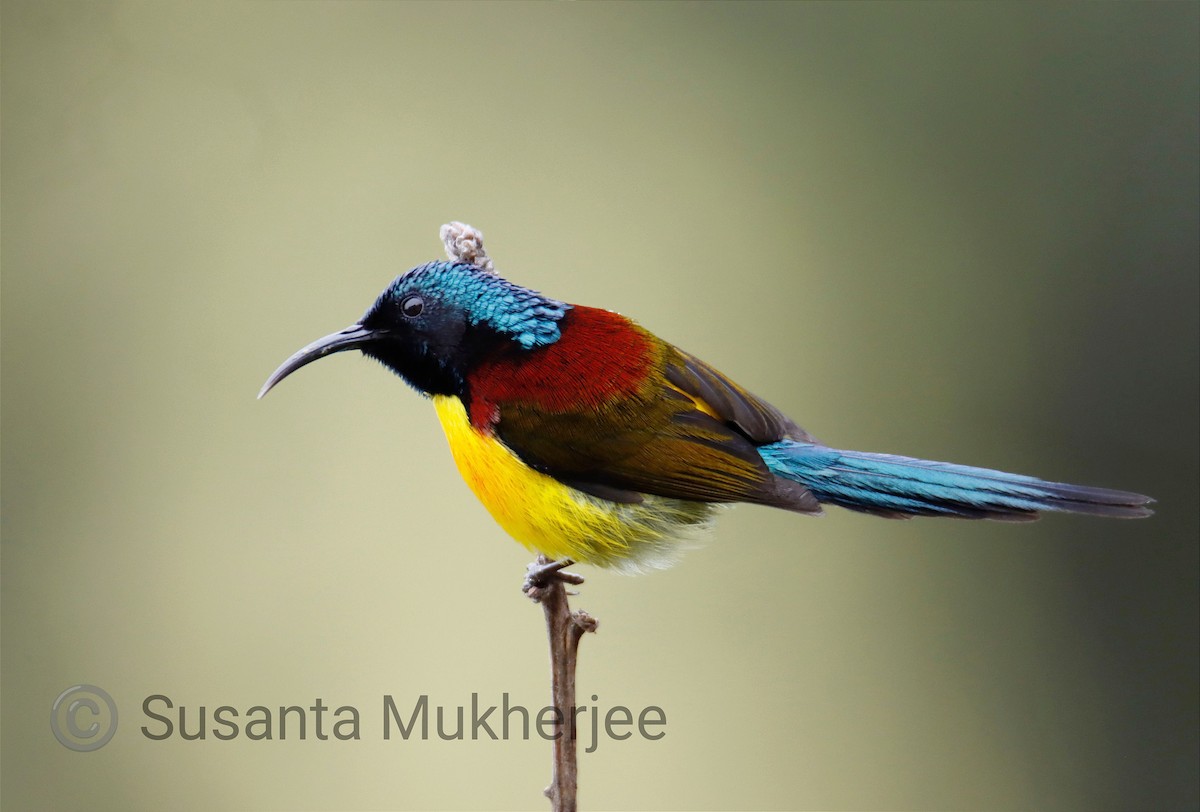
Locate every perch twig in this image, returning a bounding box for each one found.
[524,556,598,812]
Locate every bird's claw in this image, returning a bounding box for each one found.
[523,556,584,603]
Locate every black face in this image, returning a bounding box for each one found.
[259,260,568,402]
[259,278,506,402]
[356,287,474,397]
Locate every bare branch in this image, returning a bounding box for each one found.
[524,556,599,812]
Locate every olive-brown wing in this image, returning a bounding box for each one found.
[493,371,819,512]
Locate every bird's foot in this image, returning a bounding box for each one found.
[523,556,584,603]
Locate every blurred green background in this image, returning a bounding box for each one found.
[3,2,1197,810]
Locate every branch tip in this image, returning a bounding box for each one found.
[440,221,496,274]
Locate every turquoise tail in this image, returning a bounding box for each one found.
[758,440,1153,520]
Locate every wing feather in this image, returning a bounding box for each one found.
[470,314,819,512]
[663,348,816,444]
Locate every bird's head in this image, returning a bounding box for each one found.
[259,261,571,399]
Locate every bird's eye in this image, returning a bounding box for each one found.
[400,295,424,317]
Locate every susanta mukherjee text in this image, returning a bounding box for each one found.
[139,693,666,753]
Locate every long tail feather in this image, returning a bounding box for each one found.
[758,441,1153,520]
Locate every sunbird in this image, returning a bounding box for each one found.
[260,254,1152,572]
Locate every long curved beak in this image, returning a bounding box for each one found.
[258,324,375,399]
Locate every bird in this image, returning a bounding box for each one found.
[259,236,1152,573]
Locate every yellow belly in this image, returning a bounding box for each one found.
[431,395,716,573]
